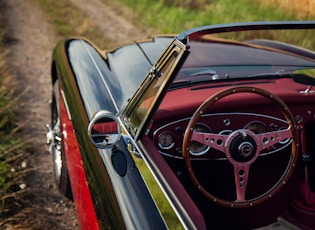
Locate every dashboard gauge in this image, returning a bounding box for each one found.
[219,130,233,135]
[244,121,267,134]
[279,127,291,144]
[189,123,211,156]
[158,132,175,149]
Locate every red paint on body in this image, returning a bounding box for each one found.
[60,89,100,230]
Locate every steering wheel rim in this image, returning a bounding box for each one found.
[182,86,299,208]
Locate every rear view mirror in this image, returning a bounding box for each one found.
[88,111,121,149]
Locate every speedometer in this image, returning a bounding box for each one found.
[158,131,174,149]
[189,123,211,156]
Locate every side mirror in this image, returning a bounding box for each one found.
[88,111,121,149]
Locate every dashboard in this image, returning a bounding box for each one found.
[153,112,291,160]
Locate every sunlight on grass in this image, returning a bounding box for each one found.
[110,0,303,33]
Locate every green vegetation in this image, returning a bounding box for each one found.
[111,0,309,33]
[0,6,13,196]
[37,0,87,36]
[37,0,314,45]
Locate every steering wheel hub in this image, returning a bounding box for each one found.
[228,132,257,163]
[239,142,254,157]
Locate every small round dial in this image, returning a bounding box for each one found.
[189,123,211,156]
[158,132,174,149]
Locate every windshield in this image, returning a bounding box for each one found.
[123,40,187,138]
[173,29,315,86]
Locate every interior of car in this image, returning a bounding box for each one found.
[143,34,315,229]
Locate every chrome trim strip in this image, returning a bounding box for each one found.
[118,117,190,229]
[81,40,119,113]
[61,89,71,120]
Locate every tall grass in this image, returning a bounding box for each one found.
[0,8,14,195]
[0,4,28,220]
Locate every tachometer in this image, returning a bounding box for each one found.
[158,131,175,149]
[189,123,211,156]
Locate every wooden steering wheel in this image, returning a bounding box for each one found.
[182,86,299,208]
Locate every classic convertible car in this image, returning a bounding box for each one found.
[46,21,315,229]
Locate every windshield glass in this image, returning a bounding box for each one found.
[124,41,187,138]
[173,29,315,85]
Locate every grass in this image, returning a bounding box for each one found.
[36,0,314,44]
[0,3,30,221]
[107,0,313,34]
[0,8,14,195]
[35,0,113,48]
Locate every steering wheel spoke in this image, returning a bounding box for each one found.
[191,131,227,153]
[256,128,292,152]
[233,164,250,202]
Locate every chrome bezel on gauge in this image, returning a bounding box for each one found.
[244,121,268,134]
[278,127,291,144]
[189,123,211,156]
[158,131,175,149]
[219,130,233,135]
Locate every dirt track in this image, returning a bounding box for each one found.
[1,0,145,229]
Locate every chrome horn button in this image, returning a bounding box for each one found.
[238,142,254,157]
[228,130,257,163]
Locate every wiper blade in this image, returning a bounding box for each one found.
[192,69,220,80]
[171,70,221,89]
[247,70,294,78]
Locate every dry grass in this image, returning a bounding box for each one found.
[259,0,315,19]
[0,3,34,226]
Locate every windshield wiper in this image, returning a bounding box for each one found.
[191,69,219,80]
[247,70,294,78]
[171,70,222,89]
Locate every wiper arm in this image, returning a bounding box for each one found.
[172,70,220,89]
[247,70,294,78]
[171,77,215,89]
[192,69,219,80]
